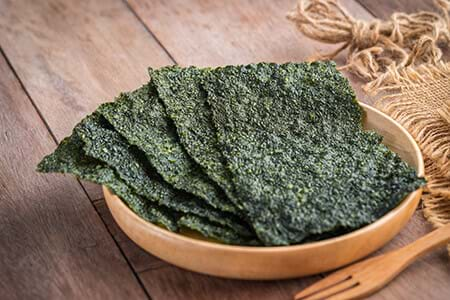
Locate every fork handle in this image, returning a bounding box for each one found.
[392,222,450,265]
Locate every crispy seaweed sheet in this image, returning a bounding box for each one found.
[97,84,238,214]
[150,67,242,210]
[178,215,260,245]
[75,113,253,237]
[37,133,179,231]
[37,61,425,246]
[203,62,425,245]
[37,128,255,243]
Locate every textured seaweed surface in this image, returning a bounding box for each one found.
[204,61,425,245]
[178,215,259,245]
[150,67,243,210]
[98,84,238,214]
[36,127,254,240]
[76,114,253,237]
[37,133,179,231]
[37,62,425,246]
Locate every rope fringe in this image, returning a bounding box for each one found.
[424,157,450,196]
[374,66,450,245]
[287,0,450,92]
[374,63,450,178]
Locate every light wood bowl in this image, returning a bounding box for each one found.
[103,103,424,280]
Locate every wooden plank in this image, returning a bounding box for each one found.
[126,0,370,65]
[357,0,438,19]
[126,0,374,102]
[94,198,317,300]
[0,52,147,299]
[0,0,174,200]
[94,199,167,273]
[366,210,450,299]
[138,267,313,300]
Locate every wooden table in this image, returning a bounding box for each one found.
[0,0,449,299]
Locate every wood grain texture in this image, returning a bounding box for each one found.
[366,211,450,300]
[138,267,313,300]
[126,0,369,65]
[126,0,374,102]
[95,197,317,300]
[358,0,439,19]
[0,0,174,199]
[0,52,147,299]
[94,199,166,273]
[315,210,450,300]
[295,219,450,299]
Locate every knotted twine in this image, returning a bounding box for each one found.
[288,0,450,254]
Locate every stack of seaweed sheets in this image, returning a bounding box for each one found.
[37,61,425,246]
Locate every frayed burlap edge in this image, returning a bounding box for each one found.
[373,63,450,255]
[424,155,450,196]
[374,63,450,178]
[422,191,450,255]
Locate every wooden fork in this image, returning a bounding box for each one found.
[294,223,450,300]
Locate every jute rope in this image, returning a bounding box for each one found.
[288,0,450,254]
[287,0,450,92]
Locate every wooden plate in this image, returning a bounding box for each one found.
[103,103,424,280]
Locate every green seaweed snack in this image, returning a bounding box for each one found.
[37,61,425,247]
[98,84,238,214]
[75,113,254,237]
[178,215,260,246]
[37,132,179,231]
[204,61,425,245]
[150,67,243,210]
[37,126,255,243]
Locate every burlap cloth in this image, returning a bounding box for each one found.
[288,0,450,254]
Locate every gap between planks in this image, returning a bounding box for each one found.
[0,43,150,300]
[121,0,178,64]
[88,197,153,300]
[0,47,58,145]
[0,46,153,300]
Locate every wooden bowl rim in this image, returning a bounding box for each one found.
[104,102,424,252]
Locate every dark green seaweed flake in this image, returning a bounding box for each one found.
[37,61,425,247]
[204,61,425,245]
[36,128,254,242]
[75,114,254,237]
[36,133,179,231]
[178,215,260,245]
[97,84,238,214]
[150,67,243,210]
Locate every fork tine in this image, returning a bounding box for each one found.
[296,277,359,300]
[294,273,353,300]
